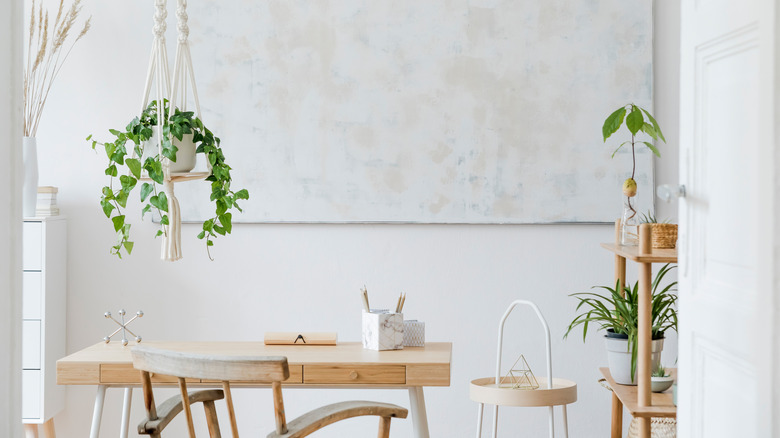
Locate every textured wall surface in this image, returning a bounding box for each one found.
[158,0,655,223]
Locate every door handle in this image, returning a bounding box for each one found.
[657,184,686,202]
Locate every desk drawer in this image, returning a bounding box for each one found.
[304,365,406,384]
[202,366,303,385]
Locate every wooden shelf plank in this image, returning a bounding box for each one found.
[599,368,676,418]
[601,243,678,263]
[139,171,210,183]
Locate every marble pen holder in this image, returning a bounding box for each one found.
[362,309,404,351]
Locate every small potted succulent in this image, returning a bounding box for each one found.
[602,104,666,246]
[87,100,249,259]
[651,364,674,393]
[564,264,678,385]
[639,210,678,249]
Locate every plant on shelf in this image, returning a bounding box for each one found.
[602,104,666,245]
[564,264,678,383]
[652,364,669,378]
[639,210,670,225]
[87,100,249,259]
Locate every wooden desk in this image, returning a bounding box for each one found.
[57,341,451,438]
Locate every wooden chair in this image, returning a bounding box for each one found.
[131,345,408,438]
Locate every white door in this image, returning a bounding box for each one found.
[678,0,776,436]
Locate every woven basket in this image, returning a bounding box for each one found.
[650,224,678,249]
[628,417,677,438]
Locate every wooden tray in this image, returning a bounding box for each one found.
[470,377,577,407]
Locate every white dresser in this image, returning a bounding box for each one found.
[23,217,66,437]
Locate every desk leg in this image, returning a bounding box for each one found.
[475,403,484,438]
[42,418,56,438]
[408,387,430,438]
[120,387,133,438]
[610,392,623,438]
[90,385,107,438]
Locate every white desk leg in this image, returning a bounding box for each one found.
[408,387,430,438]
[120,387,133,438]
[90,385,108,438]
[475,403,484,438]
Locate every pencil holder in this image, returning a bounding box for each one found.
[403,320,425,347]
[362,310,404,351]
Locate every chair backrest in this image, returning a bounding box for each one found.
[131,345,293,437]
[131,344,290,381]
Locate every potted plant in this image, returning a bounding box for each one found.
[651,364,674,393]
[87,100,249,259]
[564,264,678,385]
[639,210,678,249]
[602,104,666,245]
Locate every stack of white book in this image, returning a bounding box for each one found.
[36,186,59,217]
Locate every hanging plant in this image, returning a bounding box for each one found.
[87,100,249,259]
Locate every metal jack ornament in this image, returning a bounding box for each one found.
[104,309,144,346]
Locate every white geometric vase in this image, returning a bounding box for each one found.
[22,136,38,218]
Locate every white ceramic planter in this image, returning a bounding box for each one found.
[143,126,197,173]
[605,335,664,385]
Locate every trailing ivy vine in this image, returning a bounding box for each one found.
[88,100,248,259]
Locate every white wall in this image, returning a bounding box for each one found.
[1,1,23,437]
[34,1,680,437]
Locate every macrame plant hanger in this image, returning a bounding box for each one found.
[140,0,210,261]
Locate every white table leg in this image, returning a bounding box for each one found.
[562,404,569,438]
[548,405,555,438]
[491,405,498,438]
[475,403,484,438]
[120,387,133,438]
[408,387,430,438]
[90,385,108,438]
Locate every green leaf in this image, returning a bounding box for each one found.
[640,107,666,143]
[219,212,233,234]
[86,134,93,141]
[112,215,125,232]
[119,175,137,192]
[642,141,661,158]
[207,240,214,247]
[641,123,658,140]
[123,241,134,254]
[126,158,142,179]
[105,165,118,177]
[197,231,206,239]
[141,204,152,219]
[116,190,129,208]
[626,106,644,135]
[102,186,114,199]
[216,199,228,216]
[149,192,169,212]
[140,183,154,202]
[611,141,632,159]
[109,128,122,136]
[235,189,249,200]
[602,107,627,141]
[100,200,115,218]
[155,230,163,237]
[160,215,169,225]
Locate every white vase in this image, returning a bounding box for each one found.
[605,335,664,385]
[143,126,197,173]
[22,136,38,217]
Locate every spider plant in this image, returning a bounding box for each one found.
[564,264,678,382]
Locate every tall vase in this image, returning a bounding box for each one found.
[23,136,39,218]
[620,197,639,246]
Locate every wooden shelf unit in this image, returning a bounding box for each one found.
[602,221,678,438]
[599,368,676,418]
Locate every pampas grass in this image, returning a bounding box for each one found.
[23,0,91,137]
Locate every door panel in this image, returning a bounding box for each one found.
[679,0,775,436]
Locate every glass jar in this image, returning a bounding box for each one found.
[621,198,639,246]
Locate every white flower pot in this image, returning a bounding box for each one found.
[605,335,664,385]
[143,126,197,173]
